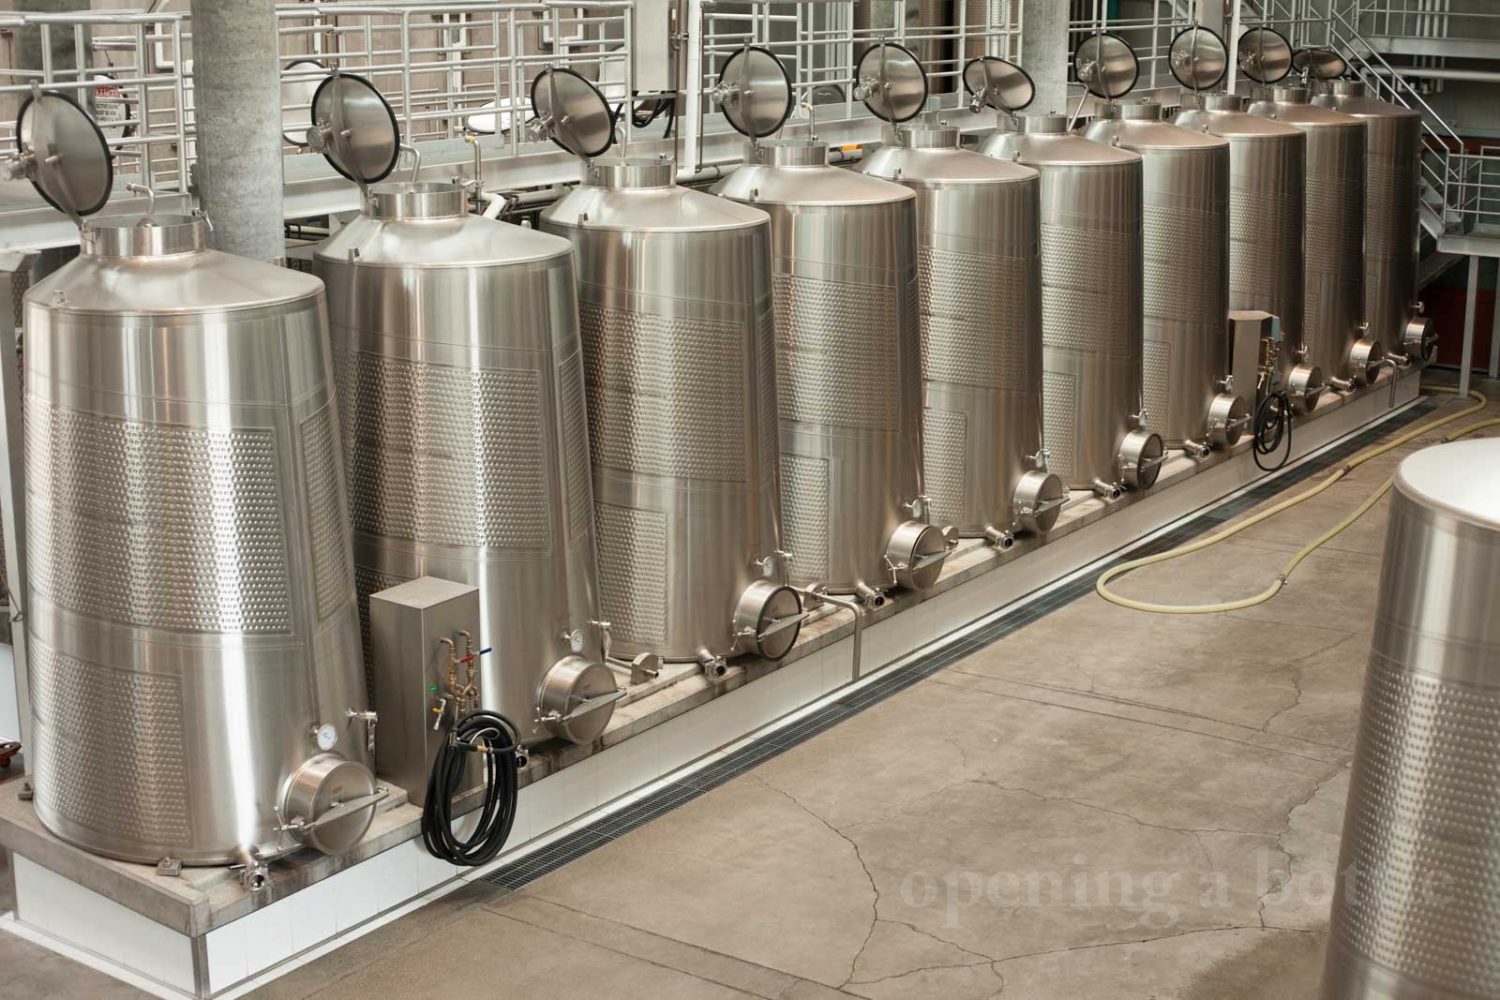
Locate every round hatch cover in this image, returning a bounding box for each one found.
[716,45,793,139]
[530,66,615,158]
[1074,32,1139,99]
[962,56,1035,112]
[281,59,330,146]
[280,753,380,856]
[14,89,114,218]
[854,42,928,124]
[1169,24,1228,91]
[1292,47,1348,80]
[1238,26,1294,84]
[309,72,401,184]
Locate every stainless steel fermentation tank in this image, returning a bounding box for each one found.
[858,123,1063,545]
[981,114,1161,496]
[1313,79,1433,364]
[714,139,949,603]
[1249,86,1383,389]
[1173,93,1323,408]
[1084,101,1246,453]
[541,158,801,671]
[1322,438,1500,999]
[24,215,376,868]
[316,181,618,746]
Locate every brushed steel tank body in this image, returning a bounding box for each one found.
[316,182,615,746]
[23,215,373,865]
[714,139,949,599]
[1313,80,1431,362]
[1173,94,1314,397]
[1322,438,1500,1000]
[1084,102,1239,450]
[1249,86,1380,386]
[981,115,1160,493]
[857,124,1062,541]
[542,159,796,665]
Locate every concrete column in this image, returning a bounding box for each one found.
[189,0,285,263]
[1020,0,1069,116]
[1194,0,1228,37]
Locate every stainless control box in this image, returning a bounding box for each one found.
[369,576,481,807]
[1229,309,1279,403]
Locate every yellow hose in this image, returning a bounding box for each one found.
[1095,388,1493,614]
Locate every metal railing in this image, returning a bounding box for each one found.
[1067,1,1196,99]
[0,10,190,192]
[1241,0,1485,234]
[1353,1,1500,46]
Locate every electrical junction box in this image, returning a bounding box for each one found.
[369,576,482,808]
[1229,309,1280,402]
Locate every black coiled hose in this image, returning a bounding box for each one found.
[1253,391,1294,472]
[421,709,520,867]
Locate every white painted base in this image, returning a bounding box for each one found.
[2,376,1423,997]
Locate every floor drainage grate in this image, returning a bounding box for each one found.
[481,400,1436,892]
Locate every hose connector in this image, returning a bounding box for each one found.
[983,525,1016,550]
[853,581,886,608]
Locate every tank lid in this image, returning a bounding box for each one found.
[1202,93,1245,111]
[81,213,207,257]
[1271,85,1309,104]
[1118,99,1163,121]
[586,156,676,189]
[367,181,467,220]
[1020,112,1068,134]
[1396,438,1500,531]
[891,122,961,149]
[750,138,829,166]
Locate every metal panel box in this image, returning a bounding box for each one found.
[369,576,481,807]
[1230,309,1279,404]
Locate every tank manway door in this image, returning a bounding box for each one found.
[5,85,116,223]
[307,71,404,197]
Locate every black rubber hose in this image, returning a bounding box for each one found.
[1253,391,1294,473]
[421,709,520,867]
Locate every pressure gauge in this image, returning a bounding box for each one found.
[313,723,338,751]
[567,628,586,654]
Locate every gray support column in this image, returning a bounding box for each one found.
[1459,254,1478,397]
[1490,257,1500,379]
[189,0,285,263]
[1020,0,1069,116]
[1194,0,1227,36]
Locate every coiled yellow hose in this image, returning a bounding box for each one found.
[1095,388,1494,614]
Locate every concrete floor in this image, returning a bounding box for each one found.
[3,380,1496,1000]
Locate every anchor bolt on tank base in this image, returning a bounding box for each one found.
[1013,469,1067,536]
[1119,429,1166,491]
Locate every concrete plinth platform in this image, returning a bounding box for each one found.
[0,367,1423,997]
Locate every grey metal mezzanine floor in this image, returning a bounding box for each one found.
[2,379,1496,1000]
